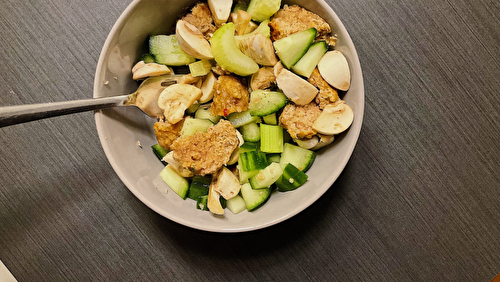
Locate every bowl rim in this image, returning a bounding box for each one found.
[93,0,364,233]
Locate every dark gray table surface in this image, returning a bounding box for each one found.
[1,0,499,281]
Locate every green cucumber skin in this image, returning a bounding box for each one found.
[141,54,156,63]
[240,122,261,142]
[249,90,288,117]
[159,166,190,200]
[209,23,259,76]
[149,35,195,66]
[249,162,283,189]
[279,143,316,172]
[195,106,221,124]
[262,113,278,125]
[276,163,308,191]
[240,183,271,211]
[266,153,281,164]
[188,175,211,200]
[152,144,169,165]
[227,110,261,128]
[273,28,317,69]
[292,41,328,78]
[240,151,269,172]
[240,142,260,152]
[196,195,209,211]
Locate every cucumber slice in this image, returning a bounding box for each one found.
[266,153,281,163]
[180,118,213,136]
[292,41,328,78]
[262,113,277,125]
[249,162,283,189]
[279,143,316,172]
[226,195,247,214]
[249,90,288,117]
[227,110,261,128]
[186,102,200,114]
[189,59,213,77]
[240,151,268,172]
[196,195,209,210]
[237,141,261,183]
[273,28,317,69]
[159,166,190,199]
[149,35,196,66]
[240,141,260,152]
[260,124,283,153]
[140,53,156,63]
[151,144,169,165]
[240,142,259,154]
[210,23,259,76]
[188,175,211,200]
[240,183,271,211]
[195,104,222,124]
[246,0,281,22]
[239,122,261,142]
[238,163,259,184]
[276,163,308,191]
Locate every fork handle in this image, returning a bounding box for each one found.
[0,95,130,128]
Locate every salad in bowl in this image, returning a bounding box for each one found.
[94,0,363,232]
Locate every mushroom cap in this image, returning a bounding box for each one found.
[318,50,351,91]
[313,101,354,135]
[176,20,213,60]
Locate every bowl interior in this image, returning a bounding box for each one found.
[93,0,364,232]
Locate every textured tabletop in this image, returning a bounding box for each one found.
[1,0,500,281]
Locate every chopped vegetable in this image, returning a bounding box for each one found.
[149,35,196,66]
[210,23,259,76]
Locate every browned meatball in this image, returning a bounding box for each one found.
[279,103,322,139]
[154,118,184,150]
[171,120,239,176]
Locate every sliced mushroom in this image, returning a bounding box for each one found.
[208,177,225,215]
[294,136,319,150]
[250,67,276,91]
[227,130,244,165]
[311,134,335,150]
[274,62,318,105]
[313,101,354,135]
[157,84,202,124]
[132,61,171,80]
[200,71,217,103]
[227,147,240,165]
[212,167,241,200]
[128,76,174,118]
[176,20,213,60]
[235,129,244,146]
[237,33,278,66]
[232,10,252,35]
[207,0,232,26]
[244,21,258,34]
[132,61,145,73]
[177,73,202,86]
[317,50,351,91]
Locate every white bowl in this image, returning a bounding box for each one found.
[93,0,364,233]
